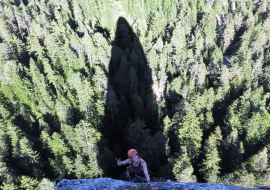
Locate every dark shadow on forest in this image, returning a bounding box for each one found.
[97,17,160,179]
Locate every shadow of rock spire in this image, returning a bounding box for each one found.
[103,17,159,165]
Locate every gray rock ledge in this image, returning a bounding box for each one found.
[55,178,270,190]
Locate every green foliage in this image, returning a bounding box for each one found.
[245,112,270,146]
[235,169,256,188]
[0,0,270,187]
[41,131,71,179]
[178,114,203,161]
[211,45,223,66]
[134,95,145,119]
[39,178,56,190]
[173,147,197,182]
[20,176,39,190]
[139,135,159,168]
[128,118,150,149]
[0,17,11,41]
[42,132,70,158]
[0,175,18,190]
[200,127,222,183]
[0,121,9,160]
[163,115,172,138]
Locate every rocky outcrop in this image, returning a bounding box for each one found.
[55,178,270,190]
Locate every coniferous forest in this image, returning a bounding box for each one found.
[1,0,270,189]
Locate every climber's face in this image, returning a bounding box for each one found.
[131,154,138,162]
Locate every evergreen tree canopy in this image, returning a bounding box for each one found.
[0,0,270,187]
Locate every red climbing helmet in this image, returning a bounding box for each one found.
[128,149,137,157]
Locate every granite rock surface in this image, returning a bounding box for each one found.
[55,178,270,190]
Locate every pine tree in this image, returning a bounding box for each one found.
[154,131,167,161]
[116,96,130,130]
[200,131,221,183]
[147,48,158,77]
[71,0,84,26]
[149,10,166,39]
[134,95,145,119]
[93,66,107,99]
[70,32,84,58]
[221,127,244,172]
[1,73,41,117]
[0,121,9,161]
[170,22,187,74]
[202,11,217,50]
[235,168,256,188]
[6,123,41,176]
[139,135,159,168]
[29,58,54,112]
[129,66,138,94]
[41,58,61,96]
[194,34,204,60]
[236,32,252,66]
[157,53,167,97]
[115,55,130,95]
[99,1,115,31]
[27,29,45,59]
[74,154,87,179]
[0,174,18,190]
[245,112,270,148]
[222,14,235,52]
[0,162,11,184]
[95,99,105,118]
[75,120,102,178]
[170,76,183,96]
[20,176,39,190]
[210,45,223,66]
[39,178,55,190]
[127,118,150,149]
[238,99,251,126]
[17,137,40,173]
[253,147,268,173]
[163,115,172,138]
[68,72,94,118]
[41,131,71,179]
[78,0,98,23]
[0,17,11,42]
[54,97,71,123]
[106,90,119,131]
[173,146,197,182]
[157,158,175,180]
[178,114,202,161]
[82,33,96,70]
[93,32,110,72]
[13,6,28,39]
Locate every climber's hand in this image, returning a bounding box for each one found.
[116,158,121,166]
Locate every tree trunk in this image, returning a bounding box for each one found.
[82,122,92,154]
[216,14,221,26]
[232,1,236,11]
[15,15,23,39]
[98,81,101,99]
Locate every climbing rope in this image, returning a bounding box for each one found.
[135,174,172,190]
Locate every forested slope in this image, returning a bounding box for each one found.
[0,0,270,189]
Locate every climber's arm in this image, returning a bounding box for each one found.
[141,159,150,183]
[116,158,131,166]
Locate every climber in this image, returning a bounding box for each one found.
[116,149,151,185]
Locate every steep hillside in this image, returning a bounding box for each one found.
[0,0,270,189]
